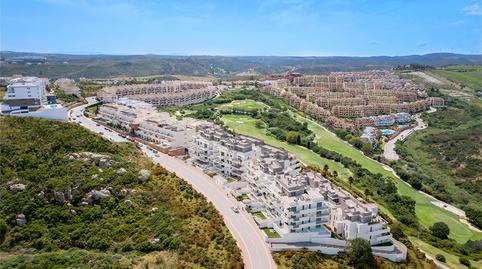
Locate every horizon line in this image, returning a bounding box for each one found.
[1,50,481,58]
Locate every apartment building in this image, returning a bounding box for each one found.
[191,124,261,177]
[97,81,224,106]
[98,103,141,132]
[97,100,200,154]
[187,124,405,261]
[1,76,67,120]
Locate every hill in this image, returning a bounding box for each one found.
[0,116,243,268]
[0,51,480,79]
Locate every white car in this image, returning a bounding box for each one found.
[231,206,240,213]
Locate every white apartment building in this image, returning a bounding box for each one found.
[2,77,46,112]
[98,104,140,132]
[1,76,67,120]
[188,126,407,262]
[97,101,200,152]
[136,113,197,148]
[191,124,260,177]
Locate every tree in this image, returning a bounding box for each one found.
[435,254,446,263]
[346,238,376,269]
[348,176,354,189]
[332,170,338,179]
[322,164,329,176]
[255,120,264,129]
[430,222,450,239]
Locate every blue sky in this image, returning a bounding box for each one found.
[1,0,481,56]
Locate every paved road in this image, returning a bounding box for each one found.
[69,97,128,143]
[383,113,428,161]
[69,98,276,269]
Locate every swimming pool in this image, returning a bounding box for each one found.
[382,129,395,135]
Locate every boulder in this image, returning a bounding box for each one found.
[149,237,160,244]
[124,200,133,208]
[91,174,99,180]
[54,191,66,204]
[66,152,114,169]
[138,169,151,183]
[9,183,26,192]
[99,158,112,170]
[64,188,72,201]
[149,207,158,214]
[120,188,129,197]
[16,214,27,226]
[81,188,112,204]
[116,168,127,175]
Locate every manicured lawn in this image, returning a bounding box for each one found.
[221,115,352,179]
[290,113,482,243]
[219,99,268,111]
[262,228,281,238]
[254,211,267,220]
[409,236,482,269]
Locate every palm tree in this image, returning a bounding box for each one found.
[333,170,338,179]
[348,176,354,189]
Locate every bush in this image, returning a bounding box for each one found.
[459,257,471,267]
[346,238,376,269]
[435,254,446,262]
[430,222,450,239]
[0,218,7,242]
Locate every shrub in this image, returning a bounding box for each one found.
[435,254,446,262]
[430,222,450,239]
[459,257,470,267]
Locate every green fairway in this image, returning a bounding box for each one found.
[409,236,482,269]
[221,115,352,179]
[291,113,482,243]
[219,99,268,111]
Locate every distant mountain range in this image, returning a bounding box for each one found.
[0,51,480,79]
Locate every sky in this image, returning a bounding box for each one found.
[1,0,481,56]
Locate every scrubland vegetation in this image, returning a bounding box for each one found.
[0,116,242,269]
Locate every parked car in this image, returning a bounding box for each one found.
[231,206,240,213]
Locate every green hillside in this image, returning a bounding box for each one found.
[0,116,243,269]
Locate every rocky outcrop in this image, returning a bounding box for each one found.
[80,188,112,205]
[138,169,151,183]
[8,183,26,192]
[53,188,72,204]
[16,214,27,226]
[66,152,115,169]
[116,168,127,175]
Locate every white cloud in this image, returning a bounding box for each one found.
[462,2,482,15]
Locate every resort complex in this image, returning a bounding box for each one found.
[97,98,407,262]
[97,80,224,106]
[261,70,444,130]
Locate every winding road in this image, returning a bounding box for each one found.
[70,97,276,269]
[383,108,436,161]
